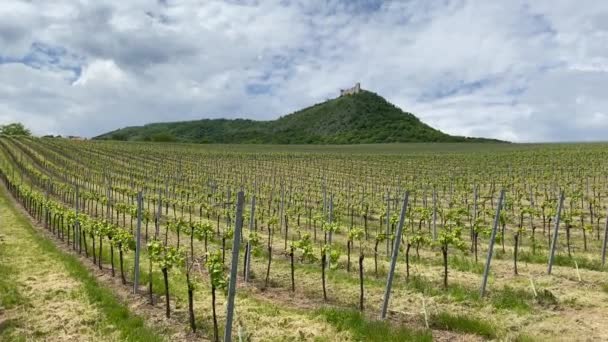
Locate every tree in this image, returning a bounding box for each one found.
[514,207,533,275]
[263,215,278,290]
[347,227,364,272]
[472,216,491,262]
[374,232,389,277]
[435,208,467,289]
[292,232,316,263]
[168,217,187,249]
[193,221,214,255]
[405,231,430,280]
[113,228,135,285]
[0,122,31,136]
[148,240,185,318]
[206,250,227,342]
[345,227,366,310]
[321,221,340,301]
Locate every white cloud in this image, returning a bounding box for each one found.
[73,59,128,86]
[0,0,607,142]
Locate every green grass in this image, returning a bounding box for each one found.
[403,275,480,305]
[0,259,28,341]
[430,312,497,339]
[516,251,604,272]
[449,254,486,274]
[0,319,25,342]
[404,275,536,313]
[555,254,603,271]
[0,263,26,309]
[316,307,432,341]
[409,252,486,275]
[490,286,532,313]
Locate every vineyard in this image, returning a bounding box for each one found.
[2,138,608,341]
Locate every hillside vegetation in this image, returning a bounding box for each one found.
[95,91,502,144]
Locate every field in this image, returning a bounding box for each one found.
[2,138,608,341]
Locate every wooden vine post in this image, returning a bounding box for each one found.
[325,194,335,269]
[133,191,143,294]
[106,178,112,221]
[280,183,285,248]
[385,191,391,254]
[44,182,49,229]
[76,184,81,253]
[547,192,565,275]
[328,194,334,245]
[380,190,409,319]
[480,189,505,298]
[432,188,437,241]
[472,185,478,242]
[245,194,256,282]
[602,207,608,267]
[155,187,162,238]
[224,191,244,342]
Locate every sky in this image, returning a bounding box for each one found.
[1,0,607,142]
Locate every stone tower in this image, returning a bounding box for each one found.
[340,82,361,96]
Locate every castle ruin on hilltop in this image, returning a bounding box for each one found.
[340,82,361,96]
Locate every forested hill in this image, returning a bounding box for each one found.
[94,90,503,144]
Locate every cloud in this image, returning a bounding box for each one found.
[73,59,129,86]
[0,0,607,142]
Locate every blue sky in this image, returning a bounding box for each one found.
[1,0,608,142]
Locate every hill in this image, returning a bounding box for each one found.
[94,90,503,144]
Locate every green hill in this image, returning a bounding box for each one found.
[94,90,503,144]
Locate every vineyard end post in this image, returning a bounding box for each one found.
[224,191,244,342]
[480,189,505,298]
[245,195,256,282]
[547,192,565,275]
[133,191,143,294]
[601,207,608,266]
[380,190,409,319]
